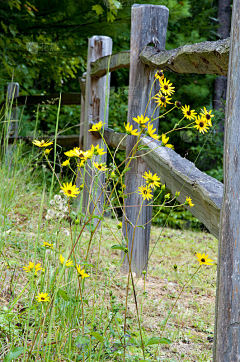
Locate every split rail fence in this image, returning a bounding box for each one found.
[5,2,240,361]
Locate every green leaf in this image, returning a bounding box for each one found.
[4,347,25,362]
[137,225,145,229]
[92,5,104,16]
[138,145,150,151]
[58,289,69,301]
[91,332,104,343]
[145,337,171,346]
[111,245,127,251]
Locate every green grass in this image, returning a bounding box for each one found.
[0,179,218,361]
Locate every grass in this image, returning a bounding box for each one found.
[0,177,218,361]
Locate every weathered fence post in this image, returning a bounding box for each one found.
[79,73,86,150]
[81,36,112,223]
[213,1,240,360]
[122,4,169,276]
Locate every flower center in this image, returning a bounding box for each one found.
[206,114,211,120]
[160,96,166,102]
[201,258,205,262]
[67,190,72,194]
[164,85,168,90]
[143,190,147,194]
[41,297,45,300]
[157,71,163,77]
[200,122,204,127]
[187,111,191,116]
[98,165,102,169]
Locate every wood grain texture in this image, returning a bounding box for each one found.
[82,36,112,224]
[214,1,240,361]
[90,51,130,78]
[90,37,229,78]
[2,93,81,108]
[122,4,169,276]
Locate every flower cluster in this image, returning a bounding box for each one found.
[46,194,68,220]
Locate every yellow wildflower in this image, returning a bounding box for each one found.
[194,116,209,134]
[200,107,214,126]
[42,242,54,249]
[153,92,172,108]
[90,144,106,156]
[181,105,197,120]
[35,292,50,303]
[146,123,160,140]
[45,148,52,155]
[132,115,149,129]
[94,162,108,171]
[125,123,140,136]
[32,140,53,148]
[143,171,161,189]
[186,196,194,207]
[154,70,164,81]
[59,254,74,267]
[138,185,153,201]
[60,182,80,198]
[89,121,105,132]
[160,78,175,96]
[62,159,70,167]
[195,253,213,266]
[76,265,89,279]
[23,262,44,275]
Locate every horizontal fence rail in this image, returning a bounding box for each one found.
[90,125,223,239]
[1,93,81,108]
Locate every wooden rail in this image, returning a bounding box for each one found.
[1,93,81,108]
[90,37,229,78]
[91,126,223,239]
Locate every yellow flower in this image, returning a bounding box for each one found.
[154,70,164,81]
[143,171,161,189]
[194,116,209,134]
[138,185,153,201]
[146,123,160,140]
[90,144,106,156]
[45,148,52,155]
[186,196,194,207]
[93,162,108,171]
[132,115,149,129]
[165,144,174,149]
[35,292,50,303]
[65,147,85,158]
[76,265,89,279]
[181,105,197,120]
[117,222,122,229]
[42,242,53,249]
[62,159,70,167]
[60,182,80,198]
[59,254,74,267]
[195,253,213,266]
[32,140,53,148]
[200,107,214,126]
[153,92,172,108]
[89,121,105,132]
[161,134,169,144]
[160,78,175,96]
[23,262,44,275]
[125,123,140,136]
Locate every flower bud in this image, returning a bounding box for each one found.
[175,101,182,109]
[175,191,180,197]
[117,222,122,229]
[75,219,80,225]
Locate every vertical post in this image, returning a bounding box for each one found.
[79,73,86,150]
[122,4,169,276]
[213,1,240,361]
[82,36,112,223]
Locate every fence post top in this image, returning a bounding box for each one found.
[131,4,169,11]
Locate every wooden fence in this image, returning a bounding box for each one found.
[5,2,240,360]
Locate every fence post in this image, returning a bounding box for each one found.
[79,73,86,150]
[122,4,169,276]
[81,36,112,224]
[213,1,240,361]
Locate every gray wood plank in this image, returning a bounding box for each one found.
[213,1,240,360]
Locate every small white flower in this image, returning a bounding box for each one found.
[63,228,70,236]
[50,200,55,206]
[54,195,62,204]
[63,207,68,213]
[56,212,64,219]
[46,214,52,220]
[47,209,55,217]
